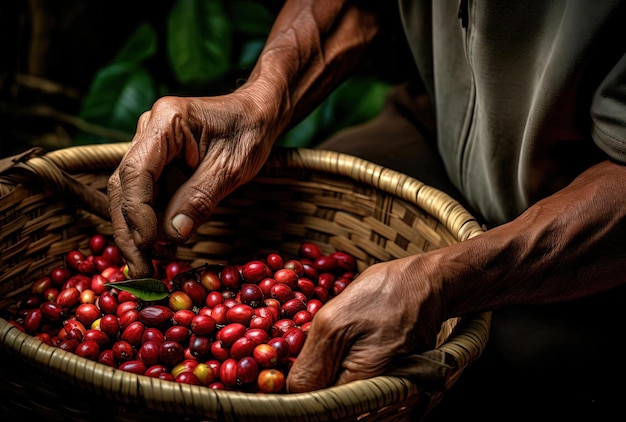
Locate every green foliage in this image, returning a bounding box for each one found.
[105,278,170,302]
[167,0,232,85]
[74,0,390,147]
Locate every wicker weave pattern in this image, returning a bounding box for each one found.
[0,144,490,421]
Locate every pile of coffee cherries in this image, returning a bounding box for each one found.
[7,235,358,393]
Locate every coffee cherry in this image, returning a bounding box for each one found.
[265,253,283,273]
[273,269,298,289]
[236,356,260,385]
[331,251,357,272]
[281,298,306,319]
[168,291,193,311]
[144,364,169,378]
[50,267,71,286]
[56,287,80,309]
[119,359,147,375]
[31,276,53,296]
[205,291,224,307]
[75,340,100,360]
[181,279,207,306]
[283,327,306,357]
[138,305,174,328]
[270,283,295,303]
[121,321,145,347]
[239,284,264,308]
[89,234,107,256]
[22,308,43,333]
[13,237,359,394]
[164,325,190,345]
[249,315,272,332]
[66,250,86,272]
[283,260,305,277]
[210,340,231,362]
[219,358,238,387]
[257,368,285,393]
[230,335,256,360]
[298,242,322,261]
[226,303,255,326]
[165,261,187,281]
[220,265,242,290]
[142,327,165,345]
[218,323,247,347]
[40,302,64,322]
[96,291,118,314]
[253,343,279,368]
[193,362,216,386]
[83,329,110,348]
[175,371,201,385]
[190,314,216,336]
[98,349,118,368]
[101,245,123,267]
[158,340,185,366]
[241,260,271,284]
[112,340,134,362]
[244,328,270,346]
[188,334,212,360]
[138,340,161,366]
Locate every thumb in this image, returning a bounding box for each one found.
[161,163,226,242]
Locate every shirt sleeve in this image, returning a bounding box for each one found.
[591,52,626,163]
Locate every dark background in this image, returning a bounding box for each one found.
[1,0,168,157]
[3,2,624,421]
[0,0,413,159]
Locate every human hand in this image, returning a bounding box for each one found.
[286,255,446,392]
[108,93,277,278]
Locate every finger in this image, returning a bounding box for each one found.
[286,313,344,392]
[161,142,265,241]
[112,122,184,275]
[108,168,155,278]
[334,343,392,385]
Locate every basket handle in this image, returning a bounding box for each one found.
[385,311,490,394]
[0,145,123,220]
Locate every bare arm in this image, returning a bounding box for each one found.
[108,0,385,277]
[287,159,626,391]
[237,0,383,135]
[442,158,626,317]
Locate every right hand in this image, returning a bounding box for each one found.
[286,254,448,392]
[108,92,279,278]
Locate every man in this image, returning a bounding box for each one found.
[107,1,626,419]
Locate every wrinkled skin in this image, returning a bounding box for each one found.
[106,0,626,397]
[108,93,276,278]
[286,255,445,392]
[107,0,377,279]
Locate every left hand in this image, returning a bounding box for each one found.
[286,254,446,392]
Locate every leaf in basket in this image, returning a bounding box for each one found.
[104,278,170,301]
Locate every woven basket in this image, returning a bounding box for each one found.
[0,143,490,422]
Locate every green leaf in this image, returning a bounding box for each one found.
[75,63,158,144]
[105,278,170,302]
[111,22,158,65]
[237,38,265,68]
[278,78,390,148]
[279,108,322,148]
[167,0,233,85]
[330,78,390,130]
[229,0,274,35]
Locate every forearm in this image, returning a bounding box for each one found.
[239,0,383,137]
[436,159,626,318]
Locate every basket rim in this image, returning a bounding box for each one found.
[0,143,491,420]
[0,312,490,419]
[34,143,485,242]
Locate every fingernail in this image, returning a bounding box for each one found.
[172,214,193,238]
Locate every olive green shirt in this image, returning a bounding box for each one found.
[398,0,626,225]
